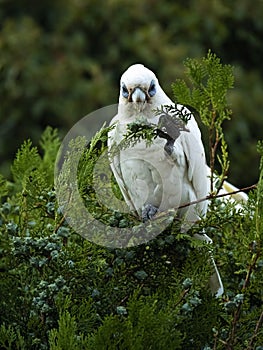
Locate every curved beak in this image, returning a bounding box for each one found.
[131,87,146,102]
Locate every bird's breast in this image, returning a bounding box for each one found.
[117,137,188,212]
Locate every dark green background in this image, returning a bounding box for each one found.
[1,0,262,187]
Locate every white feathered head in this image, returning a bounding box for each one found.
[119,64,158,103]
[118,64,171,116]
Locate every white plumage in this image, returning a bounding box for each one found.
[108,64,226,295]
[109,64,210,224]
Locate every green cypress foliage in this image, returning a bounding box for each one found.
[0,54,262,349]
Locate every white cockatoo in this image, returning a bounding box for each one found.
[108,63,245,296]
[108,64,209,222]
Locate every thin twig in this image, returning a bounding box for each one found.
[152,184,257,224]
[209,112,217,193]
[174,288,191,308]
[178,184,257,211]
[246,310,263,350]
[226,249,261,349]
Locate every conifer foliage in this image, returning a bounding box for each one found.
[0,54,262,349]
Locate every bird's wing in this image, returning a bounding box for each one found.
[178,109,209,216]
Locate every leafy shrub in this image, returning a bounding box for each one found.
[1,0,263,187]
[0,54,262,349]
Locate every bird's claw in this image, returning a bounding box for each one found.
[164,139,175,156]
[156,129,175,156]
[142,204,158,222]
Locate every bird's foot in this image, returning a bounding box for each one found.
[156,128,175,156]
[164,139,175,156]
[142,204,158,222]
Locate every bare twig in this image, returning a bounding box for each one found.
[177,184,256,211]
[226,249,261,349]
[174,288,191,308]
[209,111,217,193]
[246,310,263,350]
[152,184,256,225]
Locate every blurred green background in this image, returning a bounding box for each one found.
[0,0,262,187]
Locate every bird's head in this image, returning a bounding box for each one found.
[118,64,162,114]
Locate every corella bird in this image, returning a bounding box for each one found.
[108,63,240,296]
[109,64,209,223]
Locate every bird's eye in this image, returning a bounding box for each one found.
[121,84,129,98]
[148,80,156,97]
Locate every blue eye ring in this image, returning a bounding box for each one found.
[121,83,129,98]
[148,80,156,97]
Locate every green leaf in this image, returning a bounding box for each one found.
[11,140,41,188]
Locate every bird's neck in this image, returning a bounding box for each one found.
[118,103,159,123]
